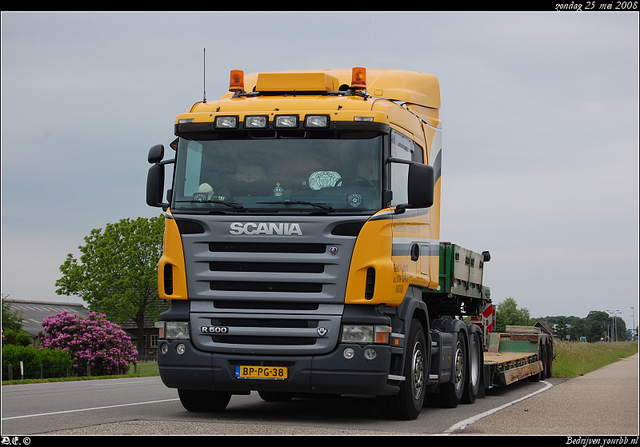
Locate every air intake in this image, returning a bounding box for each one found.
[365,268,376,300]
[163,264,174,295]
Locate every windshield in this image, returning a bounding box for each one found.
[171,135,383,213]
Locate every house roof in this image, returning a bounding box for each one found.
[4,299,89,338]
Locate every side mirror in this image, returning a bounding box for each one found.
[396,163,434,214]
[148,144,164,164]
[146,163,167,208]
[146,145,169,209]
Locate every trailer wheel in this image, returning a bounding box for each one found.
[546,343,553,378]
[529,344,545,382]
[462,331,482,404]
[377,318,426,420]
[435,331,466,408]
[178,389,231,412]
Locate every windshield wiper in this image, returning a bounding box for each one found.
[175,200,248,212]
[258,200,335,212]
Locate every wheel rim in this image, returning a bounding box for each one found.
[411,340,425,400]
[453,341,464,390]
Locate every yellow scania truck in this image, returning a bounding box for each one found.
[146,67,552,420]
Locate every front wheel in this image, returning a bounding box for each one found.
[377,319,427,420]
[178,389,231,412]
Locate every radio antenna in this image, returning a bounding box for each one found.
[203,48,207,103]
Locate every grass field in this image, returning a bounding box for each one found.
[552,341,638,378]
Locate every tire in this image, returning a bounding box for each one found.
[462,331,482,404]
[377,319,427,420]
[435,331,466,408]
[541,344,548,378]
[258,391,294,402]
[178,389,231,412]
[529,344,545,382]
[546,343,553,378]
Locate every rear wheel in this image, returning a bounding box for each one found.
[462,331,482,404]
[178,389,231,412]
[377,318,427,420]
[435,331,466,408]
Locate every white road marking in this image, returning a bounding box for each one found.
[1,398,180,421]
[444,380,553,434]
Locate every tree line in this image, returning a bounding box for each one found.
[496,297,632,342]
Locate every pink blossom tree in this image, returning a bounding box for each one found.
[40,311,138,376]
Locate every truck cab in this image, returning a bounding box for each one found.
[147,68,476,420]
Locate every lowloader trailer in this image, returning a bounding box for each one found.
[146,67,553,420]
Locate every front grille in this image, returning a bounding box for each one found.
[210,261,324,273]
[209,242,325,253]
[213,300,319,311]
[212,336,316,346]
[210,281,323,293]
[182,216,362,354]
[191,304,343,355]
[214,317,318,328]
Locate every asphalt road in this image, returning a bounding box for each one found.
[2,376,558,435]
[1,354,637,436]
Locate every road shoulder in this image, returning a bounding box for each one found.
[453,353,639,435]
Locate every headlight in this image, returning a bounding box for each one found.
[305,115,329,128]
[341,325,374,343]
[162,322,190,340]
[245,115,268,128]
[274,115,298,128]
[341,325,391,344]
[215,116,238,129]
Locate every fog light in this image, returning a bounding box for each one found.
[176,343,186,355]
[343,347,355,359]
[364,348,377,360]
[160,343,168,355]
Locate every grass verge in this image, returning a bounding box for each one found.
[2,361,159,385]
[552,341,638,378]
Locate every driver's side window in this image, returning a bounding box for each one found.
[390,130,423,206]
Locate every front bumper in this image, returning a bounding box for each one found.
[158,339,400,396]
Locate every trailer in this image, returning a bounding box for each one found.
[483,324,554,388]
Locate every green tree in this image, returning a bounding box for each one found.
[55,216,165,353]
[495,297,531,333]
[2,294,33,347]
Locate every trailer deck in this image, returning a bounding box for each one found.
[482,325,553,388]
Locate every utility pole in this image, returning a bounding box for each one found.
[631,307,636,341]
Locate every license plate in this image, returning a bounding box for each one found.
[235,365,287,380]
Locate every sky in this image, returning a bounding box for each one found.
[1,11,638,330]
